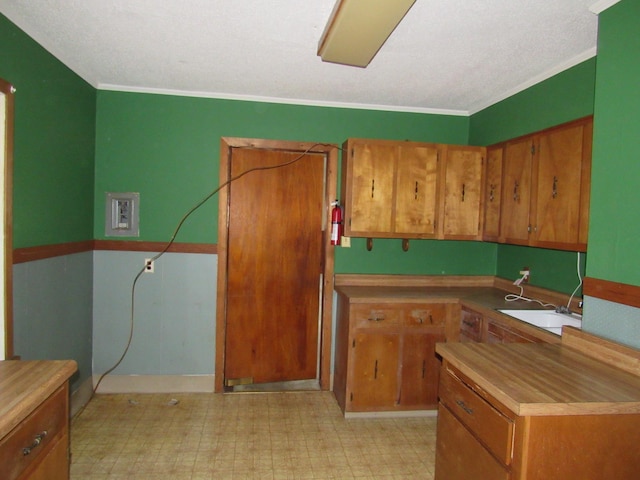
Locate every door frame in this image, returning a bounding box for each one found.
[1,79,14,361]
[215,137,338,392]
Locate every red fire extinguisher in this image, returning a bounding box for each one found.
[331,200,343,246]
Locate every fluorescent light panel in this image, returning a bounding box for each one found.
[318,0,416,68]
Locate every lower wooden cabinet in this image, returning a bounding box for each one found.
[460,306,549,344]
[0,384,70,480]
[334,293,449,414]
[435,346,640,480]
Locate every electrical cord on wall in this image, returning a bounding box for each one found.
[504,251,583,313]
[90,142,339,398]
[504,285,556,308]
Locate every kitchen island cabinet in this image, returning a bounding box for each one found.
[0,360,77,480]
[435,330,640,479]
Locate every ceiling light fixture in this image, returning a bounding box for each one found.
[317,0,416,68]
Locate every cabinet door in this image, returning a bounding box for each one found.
[441,146,484,239]
[500,137,533,244]
[483,146,503,241]
[400,330,445,408]
[394,144,439,236]
[345,141,397,236]
[349,332,400,410]
[532,123,586,247]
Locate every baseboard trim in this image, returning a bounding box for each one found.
[344,409,438,419]
[70,376,94,417]
[93,374,215,394]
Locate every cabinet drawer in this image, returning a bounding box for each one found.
[439,367,514,465]
[351,305,402,328]
[435,403,510,480]
[0,385,68,480]
[405,304,447,327]
[460,308,483,342]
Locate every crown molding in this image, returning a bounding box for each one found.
[589,0,622,14]
[97,83,469,117]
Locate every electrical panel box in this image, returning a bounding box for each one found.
[105,192,140,237]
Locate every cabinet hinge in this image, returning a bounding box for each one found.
[531,144,536,155]
[350,392,353,402]
[352,339,355,348]
[350,148,354,158]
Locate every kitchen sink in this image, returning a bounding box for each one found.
[498,309,582,335]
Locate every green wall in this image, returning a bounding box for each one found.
[95,90,497,275]
[469,58,596,293]
[588,0,640,286]
[0,14,96,248]
[1,13,96,389]
[470,58,596,146]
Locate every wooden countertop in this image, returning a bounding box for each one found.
[335,284,564,342]
[335,284,557,311]
[436,341,640,417]
[0,360,77,439]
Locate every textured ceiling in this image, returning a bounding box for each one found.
[1,0,603,115]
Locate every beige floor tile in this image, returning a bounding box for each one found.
[71,392,437,479]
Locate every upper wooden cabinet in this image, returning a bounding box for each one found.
[440,145,485,240]
[341,139,440,238]
[498,116,593,251]
[341,139,485,240]
[482,146,504,242]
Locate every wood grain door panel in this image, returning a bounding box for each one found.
[394,144,439,235]
[225,148,324,385]
[533,124,584,244]
[501,138,533,244]
[348,143,397,235]
[442,146,484,239]
[349,332,399,410]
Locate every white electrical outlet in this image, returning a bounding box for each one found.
[341,236,351,248]
[144,258,154,273]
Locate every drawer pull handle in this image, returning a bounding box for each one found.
[368,317,384,322]
[456,400,474,415]
[23,431,47,456]
[462,320,476,328]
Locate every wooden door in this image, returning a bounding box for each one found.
[394,144,439,236]
[483,146,503,241]
[223,147,324,386]
[349,331,399,410]
[532,124,585,246]
[344,141,397,236]
[441,146,484,239]
[500,138,533,244]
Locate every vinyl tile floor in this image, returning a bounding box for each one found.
[70,391,437,479]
